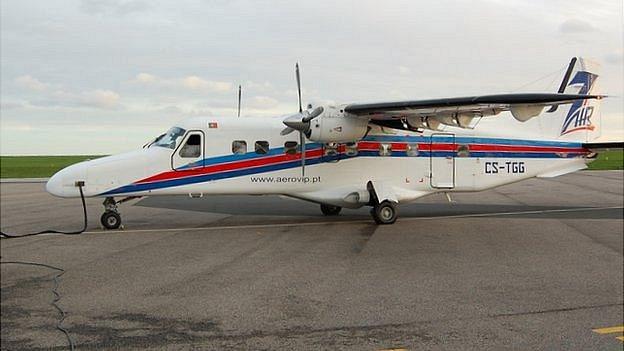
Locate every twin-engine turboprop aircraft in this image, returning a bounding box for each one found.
[46,57,621,229]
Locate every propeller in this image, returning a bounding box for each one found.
[280,63,324,176]
[296,63,302,114]
[237,85,242,117]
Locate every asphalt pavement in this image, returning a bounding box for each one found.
[1,171,622,350]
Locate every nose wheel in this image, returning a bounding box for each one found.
[101,211,122,230]
[101,197,123,230]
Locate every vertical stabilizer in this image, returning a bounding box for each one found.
[550,57,602,142]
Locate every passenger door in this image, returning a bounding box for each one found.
[171,130,205,170]
[430,133,455,188]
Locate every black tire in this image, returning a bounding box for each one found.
[320,204,342,216]
[101,211,122,230]
[371,201,398,224]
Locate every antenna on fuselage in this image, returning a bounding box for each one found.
[237,84,242,117]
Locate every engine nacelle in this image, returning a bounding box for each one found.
[307,105,369,143]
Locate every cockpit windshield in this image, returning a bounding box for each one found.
[151,127,186,149]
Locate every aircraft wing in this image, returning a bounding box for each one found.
[343,93,603,130]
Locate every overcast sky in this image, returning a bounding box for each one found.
[1,0,622,155]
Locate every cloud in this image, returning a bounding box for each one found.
[244,80,274,92]
[0,101,24,110]
[83,90,121,108]
[15,75,48,91]
[134,73,157,83]
[604,50,623,65]
[45,89,121,109]
[182,76,232,92]
[248,96,279,110]
[0,122,34,132]
[2,0,622,155]
[132,73,233,93]
[80,0,149,15]
[559,18,597,34]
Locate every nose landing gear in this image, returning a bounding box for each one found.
[101,197,121,230]
[100,196,141,230]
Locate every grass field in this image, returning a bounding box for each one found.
[0,151,622,178]
[0,156,104,178]
[587,150,624,170]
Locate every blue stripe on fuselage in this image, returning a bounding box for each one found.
[100,136,584,195]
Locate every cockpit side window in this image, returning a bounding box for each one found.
[179,134,202,158]
[152,127,186,149]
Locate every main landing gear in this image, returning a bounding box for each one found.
[367,180,398,225]
[320,204,342,216]
[100,196,141,230]
[370,200,398,225]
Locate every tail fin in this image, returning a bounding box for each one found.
[547,57,602,142]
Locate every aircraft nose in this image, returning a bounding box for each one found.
[46,163,88,198]
[45,171,65,197]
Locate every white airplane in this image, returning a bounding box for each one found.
[46,57,621,229]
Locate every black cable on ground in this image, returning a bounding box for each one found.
[0,184,87,239]
[0,260,75,351]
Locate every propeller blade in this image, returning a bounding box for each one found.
[237,85,242,117]
[302,106,323,123]
[283,114,308,131]
[295,63,302,113]
[300,131,306,176]
[280,127,295,136]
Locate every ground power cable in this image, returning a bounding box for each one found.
[0,183,87,239]
[0,260,76,351]
[1,182,87,350]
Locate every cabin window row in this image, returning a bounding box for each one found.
[232,140,299,155]
[231,141,425,157]
[377,143,419,157]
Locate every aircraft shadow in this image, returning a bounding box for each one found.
[136,195,622,220]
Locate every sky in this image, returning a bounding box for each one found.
[1,0,623,155]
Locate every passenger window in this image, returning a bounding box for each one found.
[284,141,298,155]
[457,144,470,157]
[345,142,358,156]
[255,141,269,154]
[179,134,201,158]
[406,143,419,156]
[232,140,247,154]
[379,143,392,156]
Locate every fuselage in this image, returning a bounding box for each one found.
[46,114,592,209]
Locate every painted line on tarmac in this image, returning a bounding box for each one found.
[592,324,624,343]
[593,325,624,334]
[0,178,49,183]
[79,205,623,235]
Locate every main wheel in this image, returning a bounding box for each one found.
[320,204,342,216]
[371,201,398,224]
[101,211,122,230]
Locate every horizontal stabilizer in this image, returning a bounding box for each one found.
[582,142,624,151]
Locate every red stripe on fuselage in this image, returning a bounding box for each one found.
[137,148,324,184]
[135,142,589,185]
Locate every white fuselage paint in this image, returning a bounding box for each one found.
[46,114,591,209]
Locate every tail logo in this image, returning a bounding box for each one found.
[560,71,598,135]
